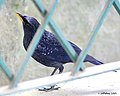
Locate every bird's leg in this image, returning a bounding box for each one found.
[51,68,58,76]
[44,65,64,91]
[58,65,64,74]
[38,68,60,91]
[38,85,60,92]
[38,64,64,92]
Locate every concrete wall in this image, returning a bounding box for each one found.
[0,0,120,86]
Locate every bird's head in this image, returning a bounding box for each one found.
[16,13,40,34]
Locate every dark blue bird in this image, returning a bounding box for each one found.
[17,13,103,91]
[17,13,103,76]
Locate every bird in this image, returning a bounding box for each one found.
[16,13,103,91]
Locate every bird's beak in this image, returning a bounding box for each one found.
[16,13,24,23]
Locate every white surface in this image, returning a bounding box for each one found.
[0,61,120,96]
[7,69,120,96]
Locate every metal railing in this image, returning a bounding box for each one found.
[0,0,120,95]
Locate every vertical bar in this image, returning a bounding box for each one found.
[113,0,120,15]
[10,0,60,88]
[32,0,78,62]
[72,0,115,75]
[0,57,14,81]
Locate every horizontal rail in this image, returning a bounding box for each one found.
[0,61,120,95]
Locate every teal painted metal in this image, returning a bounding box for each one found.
[0,0,4,9]
[72,0,116,75]
[0,57,13,81]
[0,0,14,81]
[33,0,79,63]
[33,0,47,16]
[0,0,119,94]
[10,0,60,88]
[49,20,78,62]
[113,0,120,15]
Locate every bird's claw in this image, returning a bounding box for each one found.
[38,85,60,92]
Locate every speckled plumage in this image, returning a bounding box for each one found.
[18,13,103,75]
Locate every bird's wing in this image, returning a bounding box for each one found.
[35,30,81,63]
[34,30,103,65]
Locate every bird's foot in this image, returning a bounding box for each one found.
[113,70,117,72]
[38,85,60,92]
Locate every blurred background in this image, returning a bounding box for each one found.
[0,0,120,86]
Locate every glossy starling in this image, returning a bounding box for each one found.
[17,13,103,91]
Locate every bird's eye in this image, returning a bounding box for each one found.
[26,22,35,29]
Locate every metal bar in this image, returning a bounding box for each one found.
[113,0,120,15]
[0,57,14,81]
[0,61,120,95]
[10,0,60,88]
[33,0,79,63]
[49,20,78,62]
[33,0,47,16]
[72,0,115,75]
[0,0,13,81]
[0,0,4,9]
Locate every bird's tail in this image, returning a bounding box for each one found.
[85,55,104,65]
[69,41,104,65]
